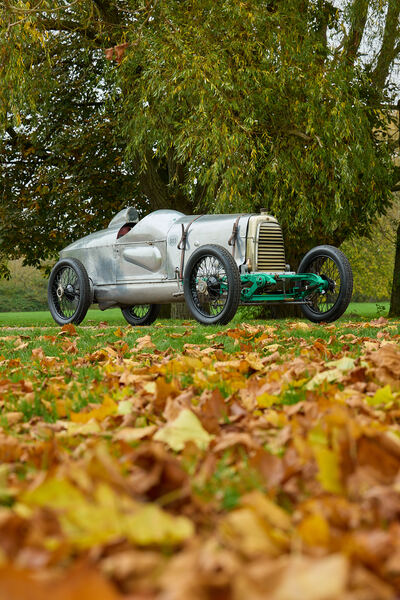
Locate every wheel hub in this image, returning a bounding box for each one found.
[64,284,76,301]
[206,276,221,298]
[321,274,336,293]
[197,279,208,294]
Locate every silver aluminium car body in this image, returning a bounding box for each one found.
[60,208,287,310]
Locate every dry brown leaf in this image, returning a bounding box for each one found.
[136,335,156,350]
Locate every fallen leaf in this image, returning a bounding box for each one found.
[136,335,156,350]
[367,385,395,407]
[313,446,343,494]
[271,554,348,600]
[306,368,343,390]
[326,356,356,371]
[114,426,157,442]
[220,508,281,556]
[154,409,214,451]
[60,323,77,336]
[297,513,330,546]
[71,397,117,423]
[288,322,310,331]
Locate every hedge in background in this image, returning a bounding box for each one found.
[0,260,47,312]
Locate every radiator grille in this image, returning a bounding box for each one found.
[257,222,286,272]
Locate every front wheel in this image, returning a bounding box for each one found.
[121,304,161,326]
[48,258,92,325]
[298,245,353,323]
[183,244,241,325]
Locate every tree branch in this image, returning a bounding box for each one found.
[342,0,369,65]
[92,0,121,26]
[313,0,335,55]
[5,126,18,141]
[133,151,170,211]
[287,129,323,147]
[37,17,100,41]
[371,0,400,91]
[4,0,80,14]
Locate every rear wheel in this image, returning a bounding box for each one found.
[183,244,241,325]
[121,304,161,326]
[48,258,91,325]
[298,245,353,323]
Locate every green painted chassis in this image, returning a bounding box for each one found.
[224,272,329,304]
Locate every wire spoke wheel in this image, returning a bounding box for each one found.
[128,305,151,319]
[184,244,241,325]
[52,266,80,319]
[190,255,228,318]
[298,245,353,323]
[48,258,91,325]
[304,256,341,314]
[121,304,161,326]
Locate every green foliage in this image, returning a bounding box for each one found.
[0,260,48,312]
[0,40,138,266]
[118,0,395,263]
[0,2,141,268]
[341,199,399,301]
[341,232,394,302]
[0,0,399,271]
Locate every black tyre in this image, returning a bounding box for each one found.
[183,244,241,325]
[48,258,92,325]
[121,304,161,326]
[298,245,353,323]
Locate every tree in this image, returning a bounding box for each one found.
[0,0,399,276]
[389,219,400,315]
[341,200,399,302]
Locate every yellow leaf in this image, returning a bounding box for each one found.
[367,384,394,407]
[22,478,193,548]
[306,368,343,390]
[297,513,330,546]
[313,446,343,494]
[114,425,157,442]
[124,504,194,545]
[22,478,83,511]
[113,327,124,338]
[289,322,310,331]
[63,420,102,436]
[117,400,133,415]
[71,397,117,423]
[245,353,264,371]
[143,381,157,395]
[326,357,355,371]
[257,393,279,407]
[262,343,280,352]
[241,491,291,531]
[55,399,68,417]
[154,409,214,451]
[219,508,280,557]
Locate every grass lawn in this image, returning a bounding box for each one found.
[0,302,399,597]
[0,301,390,327]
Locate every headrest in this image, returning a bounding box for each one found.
[108,207,139,229]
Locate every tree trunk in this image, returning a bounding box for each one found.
[258,303,303,319]
[171,302,192,320]
[389,221,400,316]
[371,0,400,91]
[158,304,171,318]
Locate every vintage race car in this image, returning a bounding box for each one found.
[48,208,353,326]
